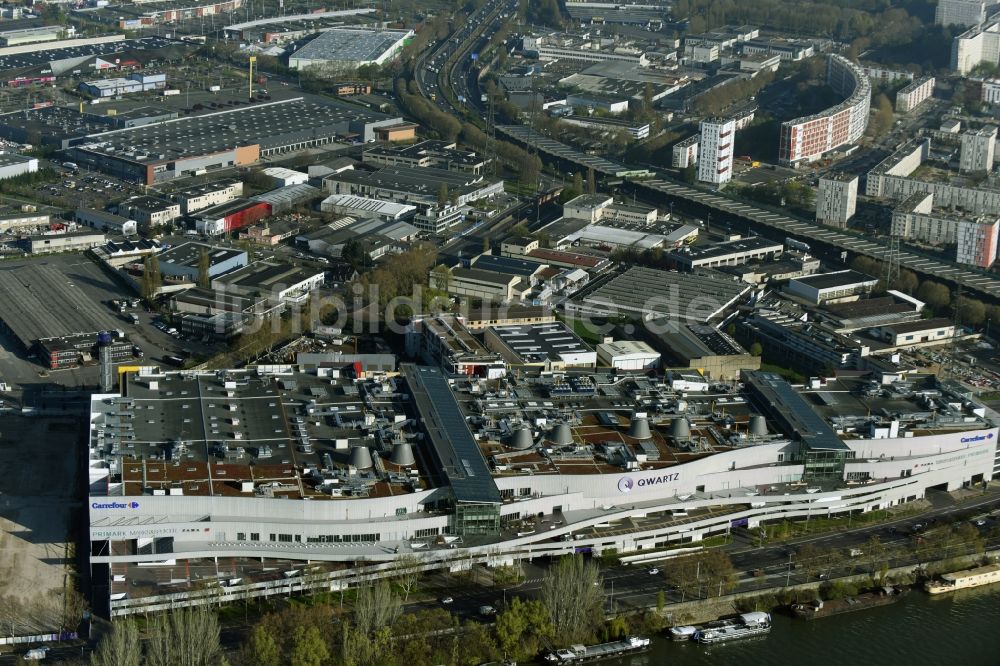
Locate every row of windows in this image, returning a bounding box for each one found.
[233,532,383,543]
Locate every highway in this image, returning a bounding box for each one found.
[415,7,1000,302]
[494,125,1000,301]
[411,489,1000,621]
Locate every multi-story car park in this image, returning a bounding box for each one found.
[87,364,1000,616]
[778,55,871,166]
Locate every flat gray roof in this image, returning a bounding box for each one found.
[743,371,850,451]
[0,260,122,345]
[403,364,501,505]
[290,28,410,64]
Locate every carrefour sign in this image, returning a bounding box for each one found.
[91,501,140,510]
[961,433,995,444]
[617,472,681,493]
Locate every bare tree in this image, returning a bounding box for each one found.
[540,555,604,644]
[392,555,424,602]
[354,580,401,636]
[145,606,223,666]
[90,618,141,666]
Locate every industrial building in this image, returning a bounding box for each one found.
[319,194,416,222]
[115,196,181,231]
[0,153,37,181]
[430,266,525,303]
[323,164,504,209]
[0,260,124,356]
[70,98,402,184]
[667,236,783,270]
[363,140,489,175]
[407,315,507,378]
[288,28,414,70]
[786,270,879,304]
[172,179,244,214]
[569,266,752,324]
[194,199,272,236]
[778,55,871,166]
[0,25,65,47]
[595,340,661,370]
[644,321,759,379]
[155,242,247,281]
[80,72,166,98]
[212,260,325,305]
[87,363,1000,616]
[75,208,138,236]
[483,322,596,369]
[21,231,106,254]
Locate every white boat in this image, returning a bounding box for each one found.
[668,625,698,641]
[694,612,771,645]
[544,636,651,663]
[926,562,1000,594]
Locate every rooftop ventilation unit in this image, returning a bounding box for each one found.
[670,417,690,440]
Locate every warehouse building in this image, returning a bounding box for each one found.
[288,28,414,70]
[320,194,416,222]
[595,340,661,370]
[114,196,181,230]
[212,260,325,305]
[21,231,106,254]
[569,266,752,324]
[667,236,783,270]
[75,208,138,236]
[644,321,759,379]
[0,25,65,47]
[70,98,403,184]
[173,179,244,214]
[484,322,596,369]
[156,242,247,281]
[0,153,37,181]
[786,270,879,304]
[194,199,272,236]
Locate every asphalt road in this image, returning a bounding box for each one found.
[414,489,1000,622]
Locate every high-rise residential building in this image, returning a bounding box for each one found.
[952,15,1000,73]
[957,217,1000,267]
[698,117,735,186]
[816,173,859,228]
[960,125,997,172]
[895,76,936,113]
[936,0,988,27]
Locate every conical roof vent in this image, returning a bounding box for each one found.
[349,445,373,470]
[510,426,534,450]
[670,417,690,440]
[627,412,652,440]
[550,422,573,446]
[390,441,415,466]
[749,415,768,438]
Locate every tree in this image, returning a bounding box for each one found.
[573,171,584,194]
[354,580,401,637]
[866,535,889,579]
[495,597,553,660]
[289,625,329,666]
[586,167,596,195]
[917,281,952,310]
[438,182,450,206]
[145,606,223,666]
[244,624,281,666]
[142,254,162,302]
[91,618,141,666]
[955,295,986,326]
[749,342,763,357]
[197,248,211,289]
[540,555,604,644]
[392,554,424,602]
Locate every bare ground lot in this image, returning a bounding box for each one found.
[0,415,83,637]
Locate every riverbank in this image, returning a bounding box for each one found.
[652,547,1000,627]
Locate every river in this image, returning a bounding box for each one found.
[602,586,1000,666]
